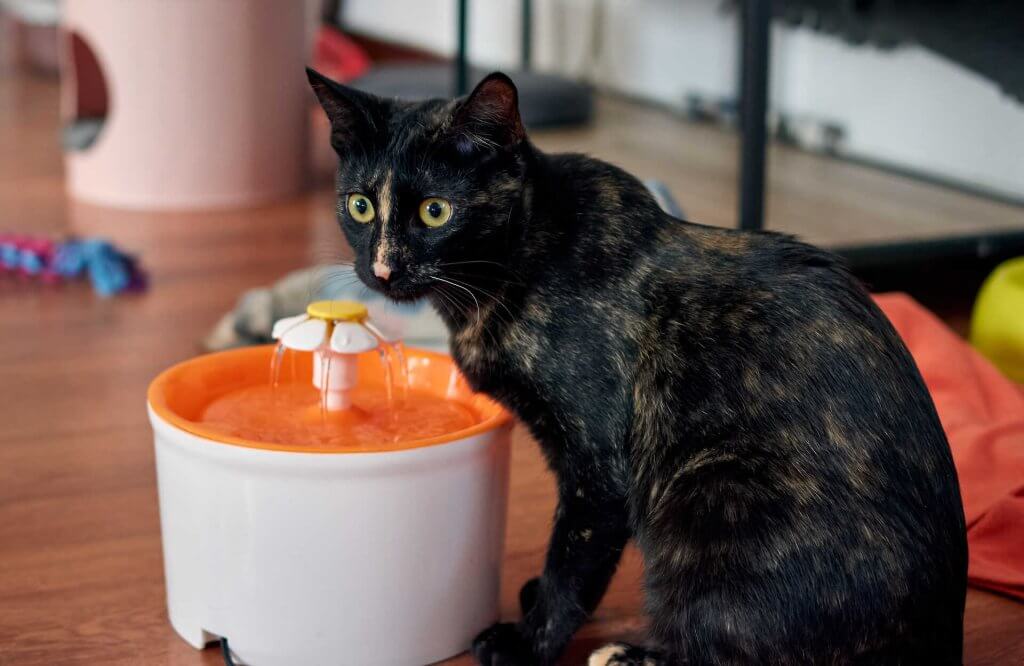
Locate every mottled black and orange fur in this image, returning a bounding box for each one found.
[308,69,968,665]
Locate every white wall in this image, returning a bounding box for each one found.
[344,0,1024,199]
[773,29,1024,198]
[344,0,737,103]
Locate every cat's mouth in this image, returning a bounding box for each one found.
[362,272,429,303]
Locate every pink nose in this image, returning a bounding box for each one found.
[373,261,392,281]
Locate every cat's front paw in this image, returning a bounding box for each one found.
[472,622,536,665]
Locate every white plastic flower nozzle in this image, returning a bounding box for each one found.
[271,300,382,411]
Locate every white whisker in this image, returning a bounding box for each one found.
[430,275,482,328]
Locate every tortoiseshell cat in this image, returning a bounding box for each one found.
[308,69,967,665]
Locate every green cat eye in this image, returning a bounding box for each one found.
[347,193,375,223]
[419,198,453,228]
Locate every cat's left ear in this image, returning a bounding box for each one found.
[449,72,526,153]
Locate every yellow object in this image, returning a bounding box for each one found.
[970,257,1024,383]
[306,300,368,323]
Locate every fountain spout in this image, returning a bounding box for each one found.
[271,300,380,412]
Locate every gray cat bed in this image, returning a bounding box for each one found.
[350,64,593,129]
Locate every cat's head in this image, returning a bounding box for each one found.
[308,68,528,303]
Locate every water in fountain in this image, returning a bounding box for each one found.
[199,339,479,451]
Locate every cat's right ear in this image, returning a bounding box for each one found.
[307,67,387,150]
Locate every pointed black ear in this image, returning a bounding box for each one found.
[449,72,525,153]
[307,67,388,150]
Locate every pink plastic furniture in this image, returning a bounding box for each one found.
[61,0,309,209]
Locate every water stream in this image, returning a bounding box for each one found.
[202,329,474,450]
[269,341,287,389]
[269,325,410,437]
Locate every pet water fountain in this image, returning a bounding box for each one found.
[147,300,512,665]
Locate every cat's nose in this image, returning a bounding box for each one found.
[373,261,392,282]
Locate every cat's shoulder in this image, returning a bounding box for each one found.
[544,151,645,188]
[683,224,846,276]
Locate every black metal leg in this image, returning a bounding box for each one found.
[522,0,533,71]
[729,0,1024,270]
[738,0,771,231]
[455,0,470,96]
[321,0,342,28]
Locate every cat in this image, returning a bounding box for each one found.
[307,68,967,665]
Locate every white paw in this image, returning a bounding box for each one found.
[588,643,629,666]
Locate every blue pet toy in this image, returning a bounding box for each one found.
[0,234,146,297]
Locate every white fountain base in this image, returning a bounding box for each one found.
[148,407,511,666]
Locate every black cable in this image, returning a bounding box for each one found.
[521,0,533,70]
[321,0,342,28]
[737,0,772,231]
[455,0,470,96]
[221,637,237,666]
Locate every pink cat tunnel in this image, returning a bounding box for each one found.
[61,0,309,209]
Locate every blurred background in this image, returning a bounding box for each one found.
[2,1,1023,663]
[3,0,1023,328]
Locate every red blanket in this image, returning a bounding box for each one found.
[875,293,1024,601]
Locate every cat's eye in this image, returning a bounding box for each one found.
[347,194,375,223]
[418,198,453,228]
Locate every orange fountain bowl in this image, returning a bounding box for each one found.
[146,345,513,665]
[147,344,510,453]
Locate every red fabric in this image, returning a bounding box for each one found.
[312,26,371,83]
[874,293,1024,601]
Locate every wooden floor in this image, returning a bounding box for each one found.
[533,99,1024,248]
[2,49,1023,665]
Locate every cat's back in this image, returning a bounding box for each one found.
[636,221,963,527]
[521,148,965,664]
